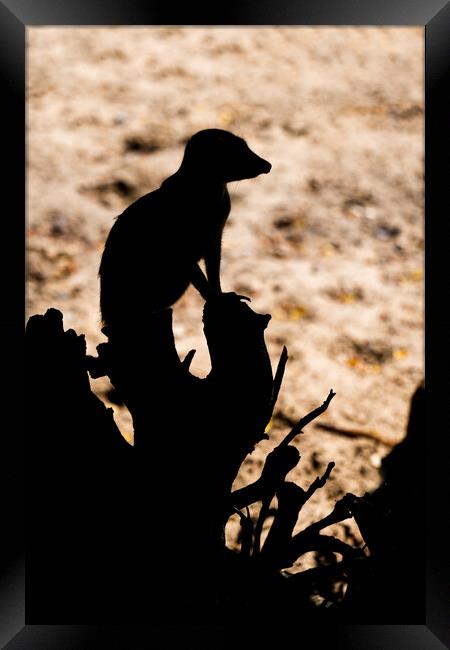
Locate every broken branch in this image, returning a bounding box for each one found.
[278,389,336,448]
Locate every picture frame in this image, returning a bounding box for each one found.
[3,0,449,647]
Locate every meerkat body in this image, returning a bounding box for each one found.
[99,129,271,332]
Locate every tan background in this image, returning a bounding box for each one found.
[26,27,424,555]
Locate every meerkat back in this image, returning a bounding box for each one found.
[99,188,192,330]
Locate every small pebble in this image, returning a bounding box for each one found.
[375,224,401,240]
[113,113,127,125]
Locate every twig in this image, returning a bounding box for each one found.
[298,492,354,539]
[278,389,336,448]
[305,461,335,499]
[261,462,337,567]
[287,533,359,566]
[284,556,359,587]
[229,479,265,513]
[232,506,253,558]
[181,349,196,370]
[252,496,271,557]
[228,444,300,515]
[260,481,308,566]
[271,345,288,412]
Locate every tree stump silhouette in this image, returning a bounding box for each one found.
[26,294,276,620]
[26,300,425,622]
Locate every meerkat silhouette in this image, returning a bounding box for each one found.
[99,129,271,333]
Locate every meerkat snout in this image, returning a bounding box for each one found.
[181,128,271,182]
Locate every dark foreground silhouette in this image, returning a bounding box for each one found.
[26,129,424,623]
[26,302,424,623]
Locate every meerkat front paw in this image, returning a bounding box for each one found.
[205,291,251,309]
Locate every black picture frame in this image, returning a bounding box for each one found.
[3,0,449,647]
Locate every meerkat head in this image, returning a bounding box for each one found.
[181,129,271,182]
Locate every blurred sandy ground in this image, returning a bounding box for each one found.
[26,27,423,553]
